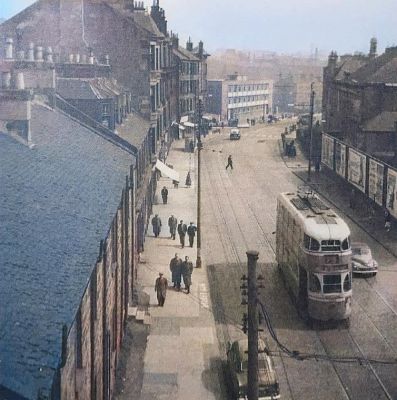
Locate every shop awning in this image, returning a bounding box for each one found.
[153,159,180,182]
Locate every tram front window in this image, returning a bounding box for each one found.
[323,274,342,293]
[343,272,352,292]
[309,273,321,292]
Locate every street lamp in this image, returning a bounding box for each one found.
[196,99,203,268]
[307,82,315,182]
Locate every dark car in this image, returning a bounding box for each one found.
[230,128,241,140]
[226,338,280,400]
[351,242,378,276]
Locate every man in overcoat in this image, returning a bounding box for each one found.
[187,222,197,247]
[181,256,194,294]
[169,253,182,290]
[155,272,168,306]
[151,214,162,237]
[168,214,178,239]
[177,220,187,248]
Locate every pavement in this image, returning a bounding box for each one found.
[132,138,222,400]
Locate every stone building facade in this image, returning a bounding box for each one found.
[322,38,397,162]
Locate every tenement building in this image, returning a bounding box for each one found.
[0,1,208,398]
[207,73,272,123]
[322,38,397,161]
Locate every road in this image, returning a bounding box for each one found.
[201,122,397,400]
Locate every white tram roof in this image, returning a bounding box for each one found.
[278,192,351,241]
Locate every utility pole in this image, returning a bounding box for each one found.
[307,82,315,182]
[196,99,203,268]
[247,250,259,400]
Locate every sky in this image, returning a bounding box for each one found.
[1,0,396,55]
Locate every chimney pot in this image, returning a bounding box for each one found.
[2,71,12,89]
[14,72,25,90]
[28,43,35,61]
[5,38,14,60]
[46,47,53,63]
[35,46,44,61]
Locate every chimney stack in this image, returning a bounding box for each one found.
[75,53,81,63]
[369,37,377,59]
[198,41,204,58]
[88,50,94,65]
[186,38,193,52]
[69,53,75,63]
[5,38,14,60]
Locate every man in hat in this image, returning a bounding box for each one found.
[169,253,182,290]
[181,256,194,294]
[155,272,168,306]
[161,186,169,204]
[177,220,187,248]
[187,222,197,248]
[151,214,162,237]
[168,214,178,240]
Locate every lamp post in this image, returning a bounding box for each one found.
[307,82,315,182]
[196,99,203,268]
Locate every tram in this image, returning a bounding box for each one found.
[276,189,352,322]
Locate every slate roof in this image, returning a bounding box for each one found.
[116,111,150,149]
[334,56,368,80]
[0,103,134,399]
[173,46,200,62]
[362,111,397,132]
[351,48,397,83]
[56,77,122,100]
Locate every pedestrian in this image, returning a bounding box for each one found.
[169,253,182,290]
[161,186,168,204]
[190,140,194,153]
[384,209,392,232]
[225,154,233,170]
[187,222,197,248]
[185,171,191,187]
[177,220,187,248]
[181,256,194,294]
[155,272,168,306]
[151,214,162,237]
[168,214,178,239]
[281,132,286,149]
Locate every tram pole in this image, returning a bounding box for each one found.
[307,82,315,182]
[247,250,259,400]
[196,99,203,268]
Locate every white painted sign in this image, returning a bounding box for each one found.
[386,168,397,218]
[368,159,384,206]
[335,141,346,178]
[347,148,366,192]
[321,134,334,169]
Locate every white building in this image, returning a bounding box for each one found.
[207,74,272,122]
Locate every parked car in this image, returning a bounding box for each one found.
[351,242,378,276]
[226,338,280,400]
[230,128,241,140]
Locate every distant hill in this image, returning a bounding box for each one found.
[0,18,6,25]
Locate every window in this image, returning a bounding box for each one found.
[303,234,320,251]
[323,274,342,293]
[102,103,110,115]
[341,237,350,250]
[343,272,352,292]
[309,273,321,292]
[321,240,341,252]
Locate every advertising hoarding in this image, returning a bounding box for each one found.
[335,141,346,178]
[321,134,334,169]
[347,148,366,192]
[386,168,397,219]
[368,159,384,206]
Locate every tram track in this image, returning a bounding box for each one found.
[202,133,397,400]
